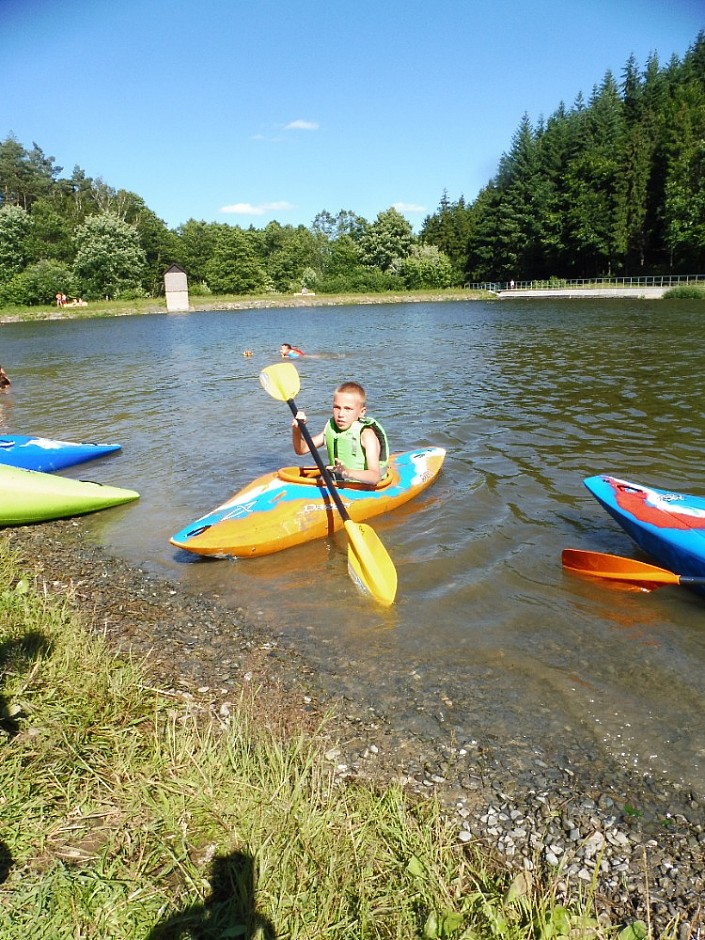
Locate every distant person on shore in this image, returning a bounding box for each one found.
[0,365,11,390]
[280,343,304,359]
[291,381,388,486]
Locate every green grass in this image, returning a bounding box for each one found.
[0,295,167,321]
[662,285,705,299]
[0,539,655,938]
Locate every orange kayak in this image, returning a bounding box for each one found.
[170,447,446,558]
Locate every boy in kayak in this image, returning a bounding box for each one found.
[292,381,388,486]
[280,343,304,359]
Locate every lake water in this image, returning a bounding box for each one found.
[3,299,705,797]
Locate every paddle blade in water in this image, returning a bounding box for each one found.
[259,363,301,402]
[561,548,681,585]
[259,360,399,607]
[345,521,397,607]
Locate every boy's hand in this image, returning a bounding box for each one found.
[292,410,307,427]
[331,459,347,480]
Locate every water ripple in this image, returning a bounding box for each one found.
[4,299,705,794]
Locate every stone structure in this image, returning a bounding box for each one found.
[164,264,189,312]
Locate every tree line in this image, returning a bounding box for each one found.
[0,133,456,306]
[0,31,703,306]
[423,31,705,282]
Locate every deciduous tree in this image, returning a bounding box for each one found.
[0,205,32,283]
[205,226,266,295]
[358,208,415,271]
[72,212,146,299]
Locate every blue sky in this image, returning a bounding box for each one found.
[1,0,702,232]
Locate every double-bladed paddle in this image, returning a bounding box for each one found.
[259,363,398,607]
[562,548,705,589]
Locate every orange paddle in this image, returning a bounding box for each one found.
[562,548,705,589]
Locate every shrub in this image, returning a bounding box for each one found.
[0,259,76,307]
[188,280,213,297]
[317,268,404,294]
[663,285,705,299]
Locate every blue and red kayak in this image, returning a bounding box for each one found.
[171,447,446,558]
[0,434,121,472]
[584,475,705,583]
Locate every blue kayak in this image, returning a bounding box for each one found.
[584,474,705,583]
[0,434,121,472]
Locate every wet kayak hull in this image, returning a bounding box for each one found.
[0,434,121,472]
[583,474,705,581]
[171,447,446,558]
[0,465,139,525]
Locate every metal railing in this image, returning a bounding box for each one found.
[465,274,705,292]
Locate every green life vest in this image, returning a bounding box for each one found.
[324,417,389,473]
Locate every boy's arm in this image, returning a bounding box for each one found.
[292,411,324,455]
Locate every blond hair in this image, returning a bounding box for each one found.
[335,381,366,404]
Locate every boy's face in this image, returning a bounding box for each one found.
[331,391,366,430]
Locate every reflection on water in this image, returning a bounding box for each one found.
[0,390,12,429]
[3,301,705,795]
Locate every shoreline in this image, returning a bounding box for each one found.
[0,290,487,324]
[4,519,703,929]
[3,280,694,324]
[497,287,669,299]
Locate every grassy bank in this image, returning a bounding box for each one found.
[0,538,627,939]
[2,285,702,324]
[662,285,705,299]
[0,289,489,324]
[0,295,168,322]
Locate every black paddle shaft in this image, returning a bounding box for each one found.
[287,398,352,523]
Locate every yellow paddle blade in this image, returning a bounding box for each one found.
[259,362,301,402]
[345,520,397,607]
[259,359,399,606]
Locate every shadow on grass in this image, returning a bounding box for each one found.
[0,630,52,737]
[0,840,12,884]
[146,850,276,939]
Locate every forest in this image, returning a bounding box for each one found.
[0,31,703,306]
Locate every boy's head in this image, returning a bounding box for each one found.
[331,382,367,430]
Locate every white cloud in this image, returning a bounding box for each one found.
[285,119,319,131]
[251,131,283,142]
[393,202,426,214]
[220,201,296,216]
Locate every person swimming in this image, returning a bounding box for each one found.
[280,343,304,359]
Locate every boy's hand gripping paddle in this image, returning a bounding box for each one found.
[259,363,397,607]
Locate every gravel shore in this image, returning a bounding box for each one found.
[5,520,703,933]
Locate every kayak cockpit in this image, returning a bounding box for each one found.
[276,465,396,491]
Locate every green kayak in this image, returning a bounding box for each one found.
[0,464,139,525]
